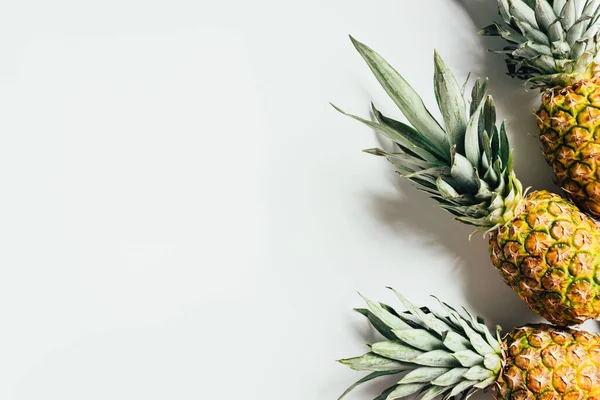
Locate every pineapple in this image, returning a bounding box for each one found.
[339,289,600,400]
[334,37,600,326]
[481,0,600,217]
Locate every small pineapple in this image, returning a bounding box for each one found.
[481,0,600,217]
[339,290,600,400]
[334,37,600,326]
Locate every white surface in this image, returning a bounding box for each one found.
[0,1,594,399]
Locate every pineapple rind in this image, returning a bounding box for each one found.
[500,324,600,400]
[537,75,600,217]
[489,190,600,326]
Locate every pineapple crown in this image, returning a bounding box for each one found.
[481,0,600,89]
[333,37,524,231]
[338,289,503,400]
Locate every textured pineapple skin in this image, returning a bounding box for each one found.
[536,77,600,217]
[497,324,600,400]
[489,191,600,326]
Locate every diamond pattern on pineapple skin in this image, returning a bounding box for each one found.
[505,365,525,390]
[490,191,600,326]
[528,329,551,348]
[565,127,592,150]
[585,181,600,200]
[557,146,577,166]
[500,325,600,400]
[538,82,600,219]
[546,244,573,268]
[550,221,575,241]
[588,88,600,107]
[524,232,552,257]
[572,229,593,250]
[569,163,595,182]
[577,107,600,129]
[566,280,595,305]
[548,201,571,216]
[516,348,542,370]
[542,269,570,293]
[521,257,546,280]
[542,344,566,367]
[540,130,559,154]
[527,368,551,393]
[552,110,576,131]
[504,241,523,263]
[567,343,589,366]
[562,93,587,115]
[569,252,594,278]
[552,364,576,393]
[580,143,600,163]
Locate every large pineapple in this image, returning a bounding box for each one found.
[339,289,600,400]
[334,37,600,326]
[481,0,600,217]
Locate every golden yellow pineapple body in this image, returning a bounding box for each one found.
[489,191,600,326]
[498,324,600,400]
[536,77,600,217]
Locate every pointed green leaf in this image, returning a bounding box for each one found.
[509,0,539,28]
[421,385,452,400]
[349,36,450,155]
[450,151,478,194]
[388,288,451,335]
[331,104,439,163]
[372,103,448,161]
[371,340,424,362]
[431,368,469,386]
[568,16,592,46]
[469,78,487,117]
[560,0,576,30]
[355,308,398,340]
[474,376,497,389]
[463,366,493,381]
[483,353,502,373]
[373,385,400,400]
[442,331,470,352]
[399,367,449,384]
[359,294,413,332]
[453,350,484,367]
[553,0,566,15]
[448,380,477,397]
[338,370,403,400]
[499,122,510,168]
[535,0,558,31]
[433,51,467,146]
[393,329,443,351]
[412,350,460,367]
[436,177,460,199]
[464,95,485,168]
[339,352,412,372]
[513,19,550,45]
[386,383,427,400]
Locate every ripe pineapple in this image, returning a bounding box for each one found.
[339,289,600,400]
[481,0,600,217]
[334,37,600,326]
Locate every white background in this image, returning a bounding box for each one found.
[1,1,595,399]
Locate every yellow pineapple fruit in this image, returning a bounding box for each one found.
[334,37,600,326]
[482,0,600,217]
[339,290,600,400]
